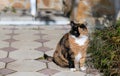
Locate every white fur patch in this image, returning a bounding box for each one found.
[80,66,86,71]
[83,1,89,6]
[70,68,77,72]
[75,53,82,62]
[71,35,88,46]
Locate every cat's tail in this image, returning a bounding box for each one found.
[44,54,53,62]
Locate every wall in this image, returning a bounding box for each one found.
[0,0,30,11]
[37,0,63,10]
[0,0,63,11]
[63,0,117,29]
[0,0,119,20]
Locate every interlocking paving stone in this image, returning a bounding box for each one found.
[12,42,41,51]
[0,51,7,58]
[35,46,53,52]
[38,68,60,76]
[0,68,16,75]
[7,60,46,72]
[0,57,15,63]
[9,50,43,60]
[0,62,5,69]
[0,47,18,52]
[0,34,10,41]
[44,40,60,49]
[6,72,47,76]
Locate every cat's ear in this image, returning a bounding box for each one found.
[80,24,87,30]
[70,21,75,27]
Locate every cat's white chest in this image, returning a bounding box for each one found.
[71,35,88,46]
[75,53,82,62]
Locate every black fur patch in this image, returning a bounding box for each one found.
[70,21,87,37]
[70,25,80,37]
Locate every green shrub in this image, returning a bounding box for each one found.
[88,20,120,76]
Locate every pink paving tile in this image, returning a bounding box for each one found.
[0,68,16,75]
[6,33,19,36]
[0,57,16,63]
[0,47,18,52]
[38,68,60,76]
[34,39,49,43]
[35,46,52,52]
[3,38,18,43]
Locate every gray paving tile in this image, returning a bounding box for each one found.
[0,62,5,69]
[38,68,60,76]
[48,62,69,72]
[0,34,10,42]
[0,51,8,58]
[7,60,46,72]
[52,71,86,76]
[44,40,59,49]
[12,41,41,51]
[6,72,47,76]
[9,50,43,60]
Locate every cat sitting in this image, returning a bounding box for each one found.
[44,21,89,71]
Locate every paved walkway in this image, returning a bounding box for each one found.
[0,10,69,25]
[0,25,100,76]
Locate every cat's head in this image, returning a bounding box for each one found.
[70,21,88,37]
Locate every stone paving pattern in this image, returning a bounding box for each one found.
[0,25,101,76]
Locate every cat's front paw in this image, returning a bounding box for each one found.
[80,66,86,71]
[70,68,77,72]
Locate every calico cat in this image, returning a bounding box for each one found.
[44,21,89,71]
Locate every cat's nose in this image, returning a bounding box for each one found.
[75,34,80,37]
